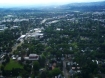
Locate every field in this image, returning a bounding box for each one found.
[4,59,23,70]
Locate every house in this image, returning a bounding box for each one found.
[0,25,8,31]
[69,69,75,75]
[17,54,39,61]
[72,67,76,70]
[29,54,39,60]
[24,57,29,60]
[0,25,5,29]
[52,63,56,70]
[14,18,20,22]
[27,32,43,40]
[56,28,61,31]
[71,64,81,73]
[11,26,19,29]
[0,55,5,59]
[17,57,21,61]
[20,19,29,22]
[12,57,16,60]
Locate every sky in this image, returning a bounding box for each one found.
[0,0,104,7]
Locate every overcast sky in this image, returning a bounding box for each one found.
[0,0,104,7]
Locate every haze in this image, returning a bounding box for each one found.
[0,0,104,7]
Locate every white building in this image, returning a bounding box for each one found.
[20,35,26,39]
[29,54,39,60]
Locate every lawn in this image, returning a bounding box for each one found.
[4,59,23,70]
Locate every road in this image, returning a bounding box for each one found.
[63,60,70,78]
[40,18,47,24]
[11,39,24,53]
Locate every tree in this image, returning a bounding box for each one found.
[23,64,31,73]
[33,61,40,71]
[5,55,10,63]
[39,54,46,67]
[1,65,4,71]
[40,71,47,78]
[12,68,20,76]
[20,70,29,77]
[48,71,53,77]
[51,68,62,77]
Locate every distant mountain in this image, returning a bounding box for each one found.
[0,1,105,12]
[68,1,105,6]
[38,1,105,12]
[0,8,45,13]
[59,1,105,11]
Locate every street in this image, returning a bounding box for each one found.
[11,39,24,53]
[63,59,70,78]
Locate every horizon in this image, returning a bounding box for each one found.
[0,0,104,8]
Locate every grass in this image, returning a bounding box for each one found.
[4,59,23,70]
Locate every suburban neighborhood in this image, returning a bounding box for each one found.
[0,1,105,78]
